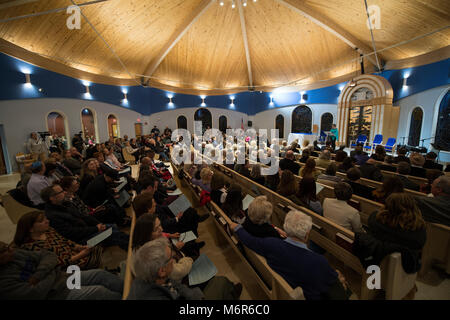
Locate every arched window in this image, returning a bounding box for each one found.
[177,115,187,129]
[320,113,333,133]
[194,108,212,134]
[434,90,450,152]
[219,116,227,133]
[408,107,423,147]
[292,105,312,133]
[47,112,65,137]
[107,114,119,138]
[81,108,96,142]
[275,115,284,138]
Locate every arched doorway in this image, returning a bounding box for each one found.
[177,115,187,129]
[219,116,227,133]
[107,114,120,138]
[81,108,97,142]
[194,108,212,134]
[408,107,423,147]
[320,113,333,133]
[292,105,312,133]
[275,115,284,138]
[47,112,66,137]
[434,90,450,151]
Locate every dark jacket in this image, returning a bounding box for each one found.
[127,279,203,300]
[394,156,410,164]
[360,163,383,182]
[242,218,281,239]
[0,249,69,300]
[354,212,426,274]
[63,158,82,176]
[423,160,443,171]
[235,227,341,300]
[279,158,300,175]
[82,175,114,208]
[347,181,375,200]
[398,175,420,191]
[45,202,99,244]
[415,195,450,226]
[410,166,427,178]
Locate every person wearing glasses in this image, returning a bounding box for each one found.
[128,238,242,300]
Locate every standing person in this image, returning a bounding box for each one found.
[27,132,47,161]
[330,124,338,151]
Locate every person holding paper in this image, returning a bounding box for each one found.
[229,210,351,300]
[13,211,103,270]
[128,238,242,300]
[41,184,129,251]
[293,176,323,216]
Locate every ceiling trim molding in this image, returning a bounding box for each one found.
[384,45,450,70]
[237,0,253,87]
[275,0,381,68]
[141,0,216,79]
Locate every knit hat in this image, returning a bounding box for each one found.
[410,152,425,167]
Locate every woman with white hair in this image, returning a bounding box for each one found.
[242,196,286,238]
[229,210,350,300]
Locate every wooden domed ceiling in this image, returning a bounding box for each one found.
[0,0,449,94]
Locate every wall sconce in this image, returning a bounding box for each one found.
[24,73,32,87]
[402,77,408,88]
[269,95,274,106]
[123,92,128,103]
[200,95,206,107]
[300,91,308,103]
[230,96,235,107]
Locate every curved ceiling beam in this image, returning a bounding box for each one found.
[0,0,39,10]
[275,0,382,68]
[142,0,216,80]
[237,0,253,88]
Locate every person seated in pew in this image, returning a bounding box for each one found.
[420,169,444,195]
[279,150,301,175]
[41,184,129,251]
[423,152,443,171]
[62,149,82,176]
[394,147,410,164]
[127,238,242,300]
[345,168,376,200]
[236,159,252,179]
[354,193,426,275]
[0,241,123,300]
[415,176,450,226]
[277,170,301,202]
[396,162,420,191]
[317,163,344,187]
[264,170,280,192]
[315,150,332,169]
[192,167,213,193]
[323,182,363,233]
[27,161,51,209]
[243,196,286,239]
[230,210,351,300]
[131,214,196,279]
[49,152,74,177]
[222,184,246,224]
[370,145,386,162]
[334,145,347,163]
[337,157,354,174]
[294,176,323,215]
[298,148,310,164]
[313,140,321,152]
[353,145,369,166]
[103,146,124,171]
[14,211,103,270]
[138,173,173,205]
[249,163,265,186]
[377,155,397,172]
[409,152,427,178]
[81,168,130,227]
[360,158,384,182]
[79,158,99,196]
[133,191,209,238]
[299,158,320,180]
[210,173,228,205]
[372,176,404,204]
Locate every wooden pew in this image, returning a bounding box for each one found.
[203,154,418,299]
[173,161,304,299]
[122,206,136,300]
[419,223,450,277]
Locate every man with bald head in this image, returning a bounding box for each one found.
[279,150,300,175]
[415,176,450,226]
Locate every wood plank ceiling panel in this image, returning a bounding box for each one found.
[302,0,450,60]
[153,1,249,90]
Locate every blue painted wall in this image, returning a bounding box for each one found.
[0,52,448,115]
